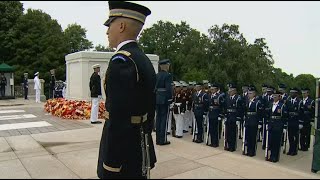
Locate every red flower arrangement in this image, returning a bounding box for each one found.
[44,98,108,120]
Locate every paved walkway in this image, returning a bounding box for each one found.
[0,99,319,179]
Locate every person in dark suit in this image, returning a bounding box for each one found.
[0,73,7,97]
[155,59,173,145]
[49,69,56,99]
[97,1,156,179]
[23,73,29,100]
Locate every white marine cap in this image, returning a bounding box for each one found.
[34,72,39,76]
[92,64,101,69]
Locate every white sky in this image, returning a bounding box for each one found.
[21,1,320,78]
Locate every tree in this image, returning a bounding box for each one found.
[0,1,23,62]
[94,44,114,52]
[8,9,68,98]
[64,23,93,53]
[294,74,316,98]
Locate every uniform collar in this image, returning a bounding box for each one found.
[273,100,279,106]
[116,40,136,52]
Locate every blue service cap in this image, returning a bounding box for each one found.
[248,86,257,92]
[228,83,237,89]
[104,1,151,27]
[158,59,170,65]
[210,83,219,88]
[289,87,299,93]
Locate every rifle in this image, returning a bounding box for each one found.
[206,114,210,145]
[144,133,151,179]
[265,127,269,161]
[224,118,227,149]
[283,126,288,154]
[242,126,246,155]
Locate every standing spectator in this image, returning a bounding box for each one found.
[89,64,102,124]
[34,72,41,103]
[0,73,7,97]
[23,73,29,100]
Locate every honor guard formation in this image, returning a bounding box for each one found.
[155,64,316,163]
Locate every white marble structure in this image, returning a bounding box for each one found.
[65,51,159,101]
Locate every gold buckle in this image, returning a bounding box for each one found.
[103,163,122,173]
[131,114,148,124]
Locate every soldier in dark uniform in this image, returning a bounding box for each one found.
[224,83,244,152]
[240,84,249,139]
[49,69,56,99]
[0,73,7,97]
[257,84,268,142]
[192,82,209,143]
[286,87,304,156]
[23,73,29,100]
[279,83,289,103]
[262,85,274,150]
[97,1,156,179]
[243,86,263,157]
[266,90,288,163]
[217,83,226,139]
[300,87,315,151]
[155,59,173,146]
[207,83,225,147]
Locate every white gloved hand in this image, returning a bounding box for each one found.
[203,115,206,118]
[236,121,240,126]
[181,113,185,115]
[310,122,315,127]
[170,103,174,108]
[258,125,262,129]
[299,124,303,130]
[98,95,102,99]
[283,129,287,134]
[218,117,222,121]
[266,125,269,131]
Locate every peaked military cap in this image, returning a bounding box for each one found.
[248,86,257,92]
[195,82,203,86]
[210,83,219,88]
[228,83,237,89]
[34,72,39,76]
[301,87,310,93]
[278,83,287,89]
[104,1,151,27]
[273,90,282,95]
[159,59,170,65]
[289,87,299,93]
[267,86,275,92]
[92,64,101,69]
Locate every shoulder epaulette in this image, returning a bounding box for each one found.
[116,50,131,57]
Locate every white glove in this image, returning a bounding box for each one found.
[170,103,174,108]
[258,125,262,129]
[218,117,222,121]
[283,129,287,134]
[98,95,102,99]
[236,121,240,126]
[310,122,315,127]
[266,125,269,131]
[299,124,303,130]
[181,113,185,115]
[203,115,206,118]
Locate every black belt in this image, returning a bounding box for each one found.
[289,112,299,116]
[247,112,257,115]
[271,116,282,120]
[131,114,148,124]
[209,106,220,109]
[156,88,167,92]
[227,109,237,113]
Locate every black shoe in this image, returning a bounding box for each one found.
[91,121,102,124]
[166,132,171,135]
[286,152,292,156]
[158,141,171,146]
[229,148,235,152]
[175,136,183,138]
[291,152,297,156]
[195,139,203,143]
[311,169,318,173]
[212,144,219,148]
[183,130,189,133]
[271,159,278,163]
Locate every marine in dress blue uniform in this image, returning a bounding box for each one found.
[224,83,244,152]
[207,83,225,147]
[278,83,289,103]
[243,86,263,157]
[97,2,156,179]
[155,59,173,146]
[192,82,209,143]
[266,90,288,163]
[300,87,315,151]
[240,84,249,139]
[286,87,304,156]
